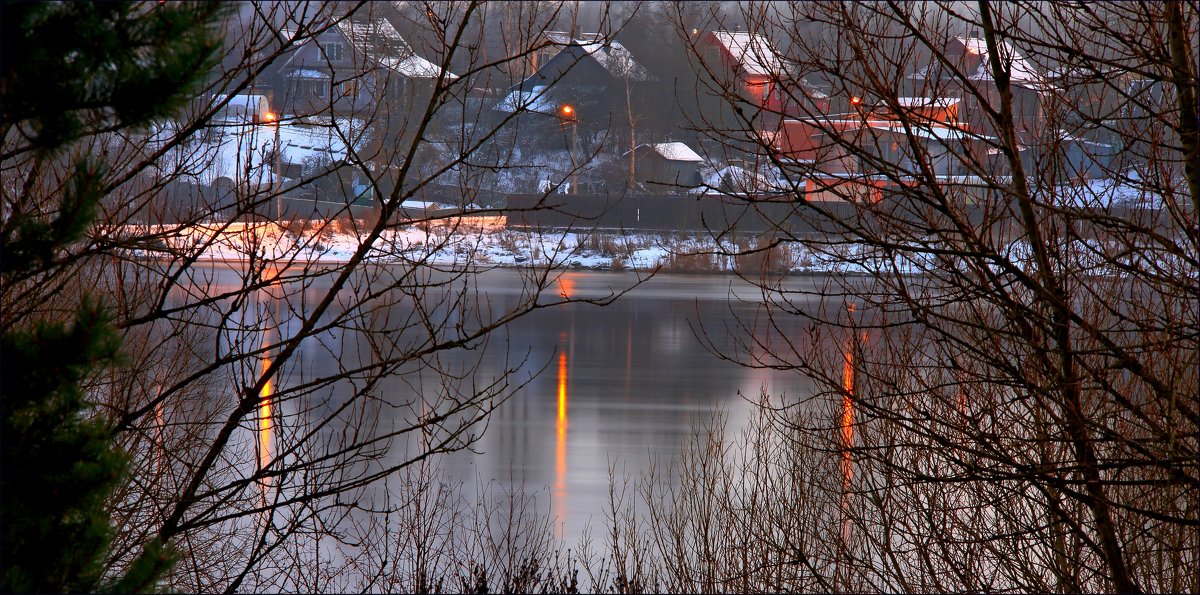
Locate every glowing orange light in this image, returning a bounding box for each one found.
[556,275,576,299]
[560,104,575,118]
[263,111,278,123]
[850,96,862,106]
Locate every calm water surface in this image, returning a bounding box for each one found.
[187,266,822,548]
[373,270,822,546]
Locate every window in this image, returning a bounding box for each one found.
[325,43,344,63]
[303,79,326,100]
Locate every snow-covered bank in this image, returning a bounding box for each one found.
[125,213,1189,279]
[127,217,847,275]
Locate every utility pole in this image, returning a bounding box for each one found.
[560,104,578,194]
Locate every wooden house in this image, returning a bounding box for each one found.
[273,16,456,117]
[493,37,653,155]
[495,38,652,114]
[625,142,705,192]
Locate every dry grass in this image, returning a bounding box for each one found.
[733,237,791,275]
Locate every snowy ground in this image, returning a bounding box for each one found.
[127,210,1185,279]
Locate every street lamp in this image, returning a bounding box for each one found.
[264,110,282,223]
[560,104,578,194]
[849,96,864,118]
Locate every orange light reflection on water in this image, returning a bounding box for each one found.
[556,275,576,299]
[841,341,854,488]
[258,355,274,477]
[554,351,569,538]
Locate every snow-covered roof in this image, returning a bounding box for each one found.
[798,78,830,99]
[337,18,406,53]
[494,85,556,114]
[573,41,652,81]
[623,142,704,162]
[288,68,330,79]
[543,31,608,46]
[276,121,357,166]
[336,18,457,79]
[1052,129,1116,148]
[955,36,1041,84]
[864,122,993,143]
[1044,64,1123,82]
[186,122,276,187]
[648,142,703,162]
[277,26,312,49]
[892,96,961,108]
[910,37,1048,89]
[378,53,447,78]
[156,115,372,189]
[708,31,783,77]
[213,94,272,124]
[703,164,772,192]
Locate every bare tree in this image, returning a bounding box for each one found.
[592,1,1198,592]
[3,1,643,591]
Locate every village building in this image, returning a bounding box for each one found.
[494,35,653,124]
[696,30,830,126]
[771,114,996,201]
[270,16,456,118]
[909,36,1054,143]
[624,142,705,192]
[697,31,785,119]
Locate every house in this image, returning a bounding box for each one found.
[909,36,1054,141]
[148,94,280,218]
[155,93,380,220]
[772,116,994,201]
[1046,132,1119,182]
[213,94,276,125]
[494,37,652,117]
[530,31,610,75]
[624,142,704,192]
[694,31,832,123]
[275,119,372,194]
[493,36,654,169]
[195,94,278,192]
[273,16,456,117]
[696,31,785,115]
[874,97,961,125]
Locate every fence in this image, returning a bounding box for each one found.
[503,192,1180,239]
[504,192,861,234]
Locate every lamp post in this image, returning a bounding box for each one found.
[264,110,281,223]
[560,104,578,194]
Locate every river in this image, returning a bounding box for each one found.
[179,265,825,553]
[366,269,824,547]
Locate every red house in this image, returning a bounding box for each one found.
[772,115,993,202]
[697,31,831,123]
[696,31,786,116]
